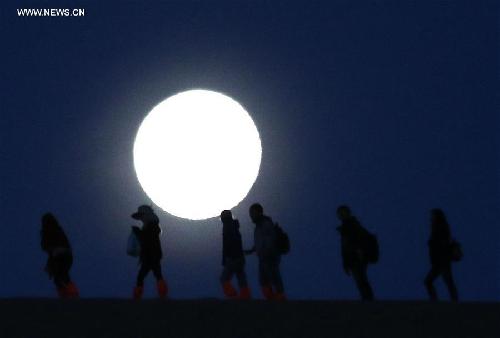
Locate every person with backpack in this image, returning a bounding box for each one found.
[424,208,459,301]
[245,203,287,301]
[219,210,251,299]
[40,213,79,299]
[130,205,168,300]
[336,205,375,301]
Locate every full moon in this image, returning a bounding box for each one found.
[133,90,262,220]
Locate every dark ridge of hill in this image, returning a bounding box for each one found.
[0,299,498,338]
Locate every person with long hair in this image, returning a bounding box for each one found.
[424,208,459,301]
[41,213,79,298]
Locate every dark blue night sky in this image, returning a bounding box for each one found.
[1,1,498,300]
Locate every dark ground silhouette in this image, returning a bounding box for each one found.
[0,299,498,338]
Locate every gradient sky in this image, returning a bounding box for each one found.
[1,0,498,300]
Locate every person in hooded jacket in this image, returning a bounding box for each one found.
[336,205,374,301]
[219,210,251,299]
[245,203,286,301]
[424,208,458,301]
[41,212,79,299]
[131,205,168,299]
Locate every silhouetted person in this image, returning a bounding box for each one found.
[245,203,286,300]
[424,208,459,301]
[41,213,79,299]
[131,205,168,299]
[336,205,374,301]
[219,210,251,299]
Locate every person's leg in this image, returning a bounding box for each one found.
[151,262,168,299]
[234,259,251,299]
[51,257,64,286]
[259,258,274,300]
[220,265,232,283]
[424,266,441,301]
[134,262,150,299]
[53,272,66,296]
[151,261,164,281]
[220,259,237,298]
[441,264,458,302]
[61,254,79,298]
[59,255,71,286]
[235,265,248,289]
[136,262,151,286]
[54,278,68,298]
[270,257,285,300]
[351,264,374,301]
[61,270,71,286]
[52,255,70,298]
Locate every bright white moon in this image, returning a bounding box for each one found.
[133,90,262,220]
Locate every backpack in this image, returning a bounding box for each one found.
[362,231,379,264]
[127,230,141,257]
[450,240,463,262]
[274,223,290,255]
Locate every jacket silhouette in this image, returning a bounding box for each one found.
[131,205,168,299]
[253,215,278,258]
[337,217,369,270]
[133,220,162,263]
[219,210,250,299]
[429,217,452,266]
[424,209,458,301]
[336,205,374,301]
[40,213,79,299]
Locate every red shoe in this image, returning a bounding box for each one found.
[133,286,144,300]
[222,281,238,299]
[157,279,168,299]
[65,282,80,299]
[239,287,252,300]
[261,286,274,300]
